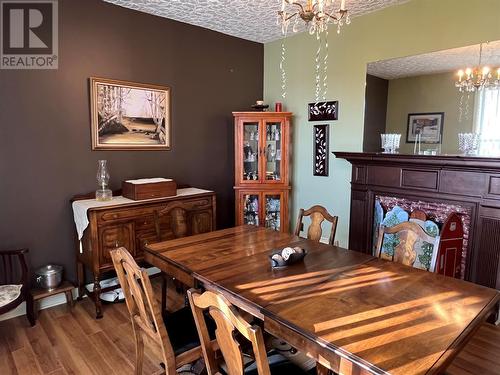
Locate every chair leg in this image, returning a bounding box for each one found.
[133,325,145,375]
[93,274,103,319]
[161,272,167,314]
[76,260,85,301]
[26,293,36,326]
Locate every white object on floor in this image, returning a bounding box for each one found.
[0,284,22,308]
[125,177,173,184]
[72,188,213,240]
[100,288,125,302]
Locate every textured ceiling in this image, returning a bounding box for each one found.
[368,40,500,80]
[104,0,409,43]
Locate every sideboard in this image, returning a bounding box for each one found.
[72,188,216,318]
[335,152,500,293]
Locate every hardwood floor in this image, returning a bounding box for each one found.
[446,322,500,375]
[0,278,184,375]
[1,277,499,375]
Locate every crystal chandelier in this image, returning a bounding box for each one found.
[455,43,500,93]
[278,0,350,36]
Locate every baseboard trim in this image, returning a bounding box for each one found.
[0,267,160,322]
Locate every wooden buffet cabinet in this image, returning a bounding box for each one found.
[335,152,500,291]
[72,188,216,318]
[233,112,292,232]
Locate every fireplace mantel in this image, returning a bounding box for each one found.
[334,151,500,291]
[334,152,500,171]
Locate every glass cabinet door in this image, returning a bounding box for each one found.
[264,121,283,182]
[264,193,282,231]
[242,122,260,182]
[242,193,260,226]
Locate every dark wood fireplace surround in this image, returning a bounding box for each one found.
[335,152,500,291]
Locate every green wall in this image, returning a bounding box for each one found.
[264,0,500,248]
[385,72,475,154]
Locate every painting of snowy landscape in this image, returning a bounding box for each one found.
[90,78,170,150]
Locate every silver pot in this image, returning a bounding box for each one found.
[35,264,63,290]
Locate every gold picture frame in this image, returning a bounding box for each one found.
[90,77,171,150]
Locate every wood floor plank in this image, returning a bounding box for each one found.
[87,330,134,374]
[0,335,18,375]
[25,324,63,373]
[11,347,42,375]
[0,317,30,352]
[446,323,500,375]
[47,368,68,375]
[55,314,115,375]
[103,320,162,374]
[69,303,102,336]
[37,308,94,375]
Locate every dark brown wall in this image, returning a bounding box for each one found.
[363,74,388,152]
[0,0,263,281]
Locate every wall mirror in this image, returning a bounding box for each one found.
[363,40,500,156]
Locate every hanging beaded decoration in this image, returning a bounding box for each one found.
[280,39,287,99]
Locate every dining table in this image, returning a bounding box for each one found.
[144,225,500,375]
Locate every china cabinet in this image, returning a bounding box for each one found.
[233,112,292,232]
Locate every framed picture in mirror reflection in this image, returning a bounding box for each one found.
[406,112,444,144]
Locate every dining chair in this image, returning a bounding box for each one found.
[375,222,440,271]
[0,248,35,326]
[187,288,312,375]
[294,205,338,245]
[111,247,210,375]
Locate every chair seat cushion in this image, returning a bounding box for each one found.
[163,306,215,356]
[0,284,22,308]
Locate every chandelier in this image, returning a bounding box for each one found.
[278,0,350,36]
[455,43,500,92]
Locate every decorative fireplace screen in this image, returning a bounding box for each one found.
[373,196,471,279]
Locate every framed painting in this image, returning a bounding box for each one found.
[313,124,329,176]
[406,112,444,144]
[90,77,171,150]
[308,101,338,121]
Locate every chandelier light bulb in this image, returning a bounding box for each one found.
[455,44,500,92]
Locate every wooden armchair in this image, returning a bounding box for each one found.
[187,289,310,375]
[294,205,338,245]
[0,248,35,326]
[111,247,212,375]
[375,222,440,271]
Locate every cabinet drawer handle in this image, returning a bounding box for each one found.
[115,241,119,248]
[112,214,118,219]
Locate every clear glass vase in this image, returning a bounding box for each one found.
[96,160,112,201]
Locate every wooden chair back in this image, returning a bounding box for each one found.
[154,202,189,241]
[0,249,34,325]
[375,222,440,271]
[187,289,271,375]
[294,205,338,245]
[0,249,28,286]
[111,247,178,374]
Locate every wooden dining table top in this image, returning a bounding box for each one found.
[144,225,500,375]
